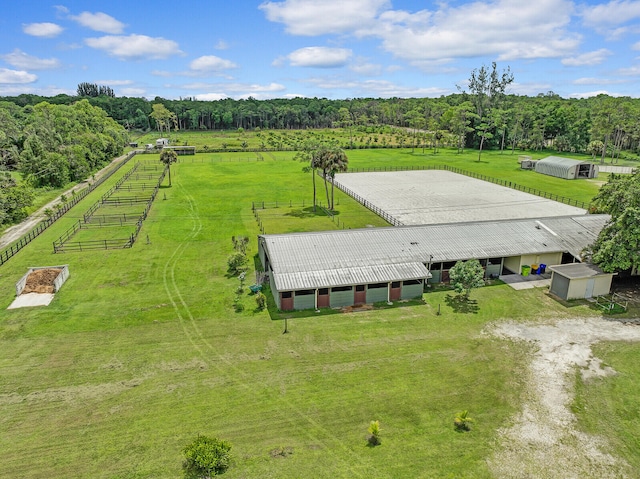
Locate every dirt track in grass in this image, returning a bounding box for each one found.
[486,317,640,479]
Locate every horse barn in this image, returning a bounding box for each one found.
[534,156,599,179]
[258,215,610,311]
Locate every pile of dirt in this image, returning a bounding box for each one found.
[22,268,62,294]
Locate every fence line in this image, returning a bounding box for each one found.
[0,150,138,267]
[53,166,167,253]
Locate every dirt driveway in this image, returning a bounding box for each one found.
[487,317,640,478]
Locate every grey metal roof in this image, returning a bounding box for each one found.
[260,214,610,291]
[273,262,429,291]
[537,156,592,168]
[548,263,612,279]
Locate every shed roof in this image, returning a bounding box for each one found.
[537,156,592,168]
[260,214,610,291]
[548,263,614,279]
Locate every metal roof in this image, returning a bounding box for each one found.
[273,262,429,291]
[537,156,592,168]
[260,214,610,291]
[548,263,612,279]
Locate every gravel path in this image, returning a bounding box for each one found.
[487,317,640,479]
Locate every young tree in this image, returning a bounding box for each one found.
[461,62,514,161]
[448,259,485,298]
[159,148,178,186]
[182,435,232,478]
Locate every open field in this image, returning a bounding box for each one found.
[1,147,639,478]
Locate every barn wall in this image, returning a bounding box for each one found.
[366,284,388,303]
[293,290,315,310]
[401,280,423,299]
[330,287,354,308]
[549,273,570,299]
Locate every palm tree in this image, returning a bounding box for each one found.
[322,147,348,210]
[159,148,178,186]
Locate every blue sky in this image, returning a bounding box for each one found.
[1,0,640,100]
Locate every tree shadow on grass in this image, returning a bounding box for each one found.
[445,293,479,314]
[285,207,328,218]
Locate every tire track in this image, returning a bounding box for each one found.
[161,175,368,477]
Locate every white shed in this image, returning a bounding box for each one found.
[535,156,598,179]
[548,263,615,300]
[156,138,169,147]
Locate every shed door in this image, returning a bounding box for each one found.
[354,285,366,304]
[390,282,401,301]
[280,292,293,311]
[585,279,596,298]
[317,288,330,308]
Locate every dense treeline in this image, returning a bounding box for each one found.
[0,99,128,226]
[3,91,640,162]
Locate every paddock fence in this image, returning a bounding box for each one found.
[0,150,138,267]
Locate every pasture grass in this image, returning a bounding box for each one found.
[0,148,636,478]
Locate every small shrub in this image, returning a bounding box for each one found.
[233,295,244,312]
[454,410,474,431]
[227,252,248,275]
[367,420,381,446]
[182,434,232,478]
[255,292,266,310]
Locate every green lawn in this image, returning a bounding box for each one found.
[0,149,637,478]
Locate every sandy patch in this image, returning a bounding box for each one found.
[487,317,640,479]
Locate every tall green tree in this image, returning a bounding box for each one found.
[0,172,34,225]
[462,62,514,161]
[588,171,640,274]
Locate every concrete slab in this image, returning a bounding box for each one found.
[500,274,551,290]
[334,170,586,225]
[8,292,55,309]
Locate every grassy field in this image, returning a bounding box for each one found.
[0,146,638,478]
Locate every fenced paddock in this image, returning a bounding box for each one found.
[333,169,588,226]
[52,164,166,253]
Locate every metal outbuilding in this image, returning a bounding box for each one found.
[548,263,615,300]
[535,156,598,179]
[258,214,609,311]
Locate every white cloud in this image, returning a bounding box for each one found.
[70,11,125,34]
[581,0,640,27]
[569,90,622,99]
[22,22,64,38]
[85,35,182,60]
[573,77,627,85]
[120,87,147,97]
[617,65,640,75]
[94,79,134,86]
[287,47,352,67]
[350,58,383,76]
[194,92,229,101]
[0,68,38,84]
[190,55,238,72]
[562,49,612,66]
[373,0,579,64]
[304,77,449,97]
[1,49,61,70]
[215,40,229,50]
[260,0,390,35]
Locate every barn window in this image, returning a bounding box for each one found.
[332,286,353,292]
[318,288,329,295]
[443,261,457,270]
[429,262,442,270]
[488,257,502,265]
[295,289,314,296]
[281,291,292,299]
[356,285,365,292]
[403,279,422,285]
[391,281,401,288]
[368,283,387,289]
